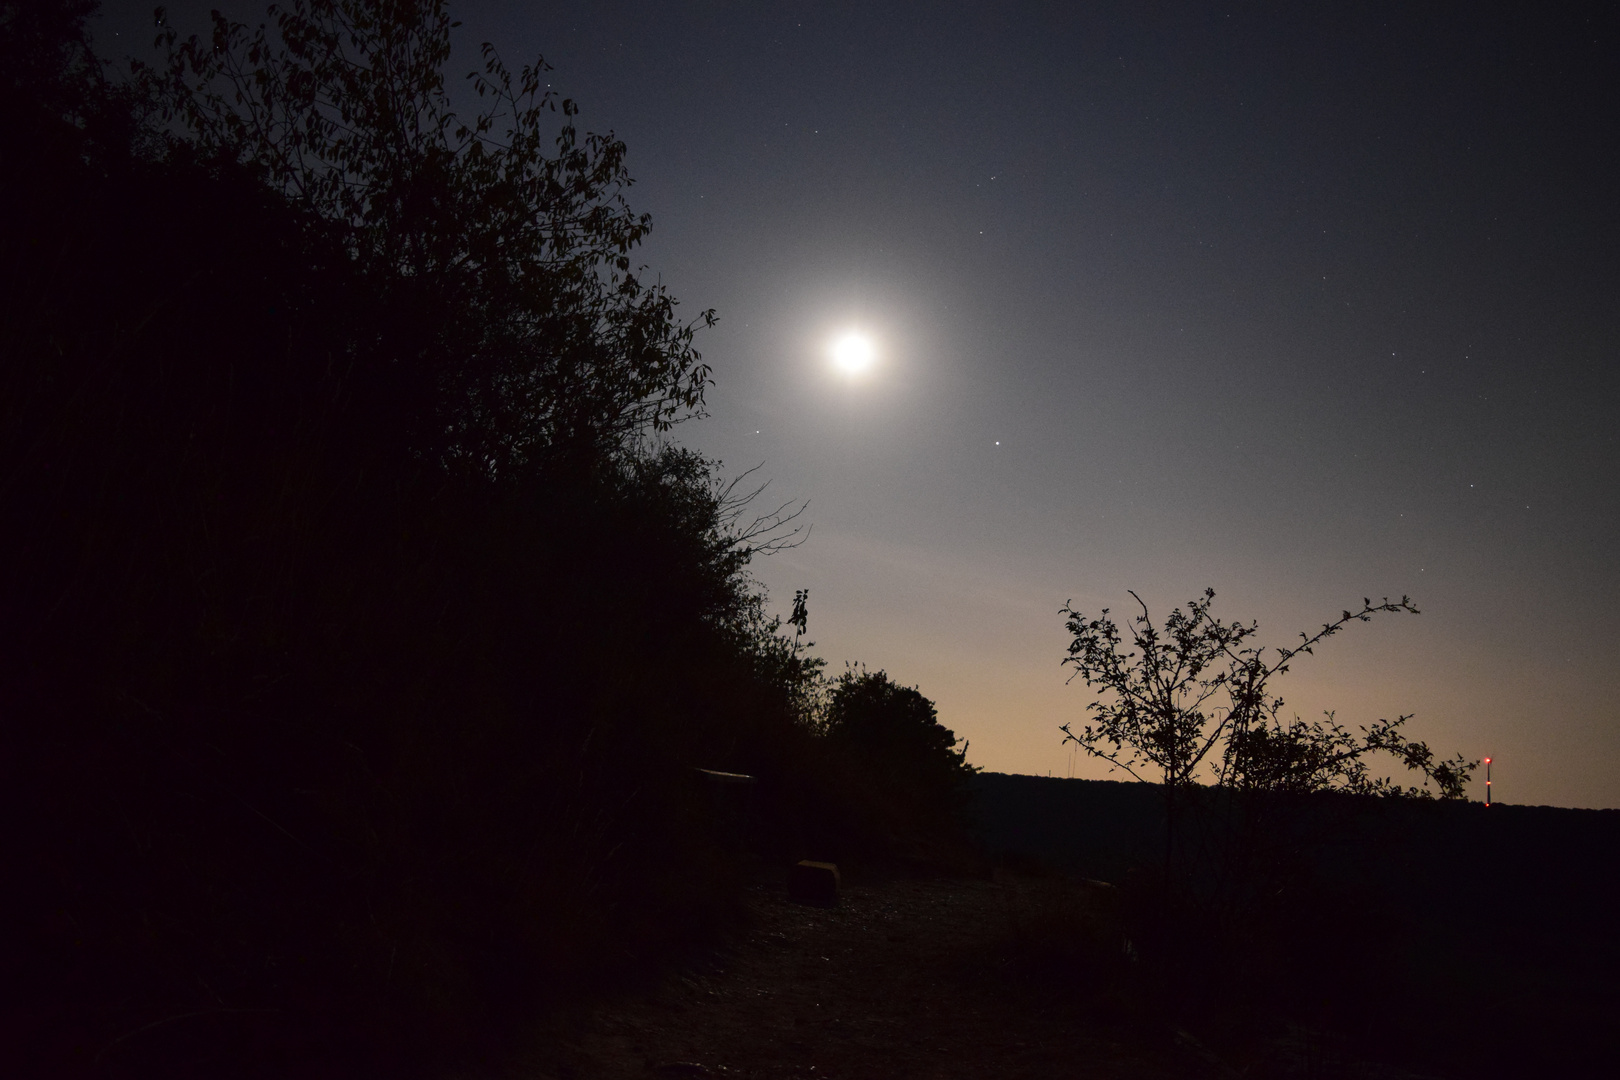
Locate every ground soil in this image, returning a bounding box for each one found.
[518,868,1294,1080]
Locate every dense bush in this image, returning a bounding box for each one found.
[811,668,979,863]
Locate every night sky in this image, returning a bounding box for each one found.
[95,2,1619,808]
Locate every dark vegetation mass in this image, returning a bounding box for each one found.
[0,2,976,1075]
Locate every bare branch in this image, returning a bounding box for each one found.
[713,461,810,555]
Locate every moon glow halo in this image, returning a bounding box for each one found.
[830,330,877,375]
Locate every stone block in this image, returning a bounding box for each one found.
[787,860,840,905]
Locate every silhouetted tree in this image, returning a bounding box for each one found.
[1054,590,1479,1045]
[826,668,966,768]
[1059,589,1474,879]
[139,0,715,473]
[820,667,977,847]
[1,0,98,125]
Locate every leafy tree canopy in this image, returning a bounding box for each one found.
[825,666,974,782]
[138,0,715,475]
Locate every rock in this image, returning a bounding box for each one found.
[787,860,840,905]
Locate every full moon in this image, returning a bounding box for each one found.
[829,331,877,375]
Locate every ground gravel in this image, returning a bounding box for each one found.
[523,870,1240,1080]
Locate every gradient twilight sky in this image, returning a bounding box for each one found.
[95,2,1620,807]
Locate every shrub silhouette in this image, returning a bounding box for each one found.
[816,668,978,860]
[1059,589,1474,882]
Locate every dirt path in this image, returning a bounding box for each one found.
[527,871,1235,1080]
